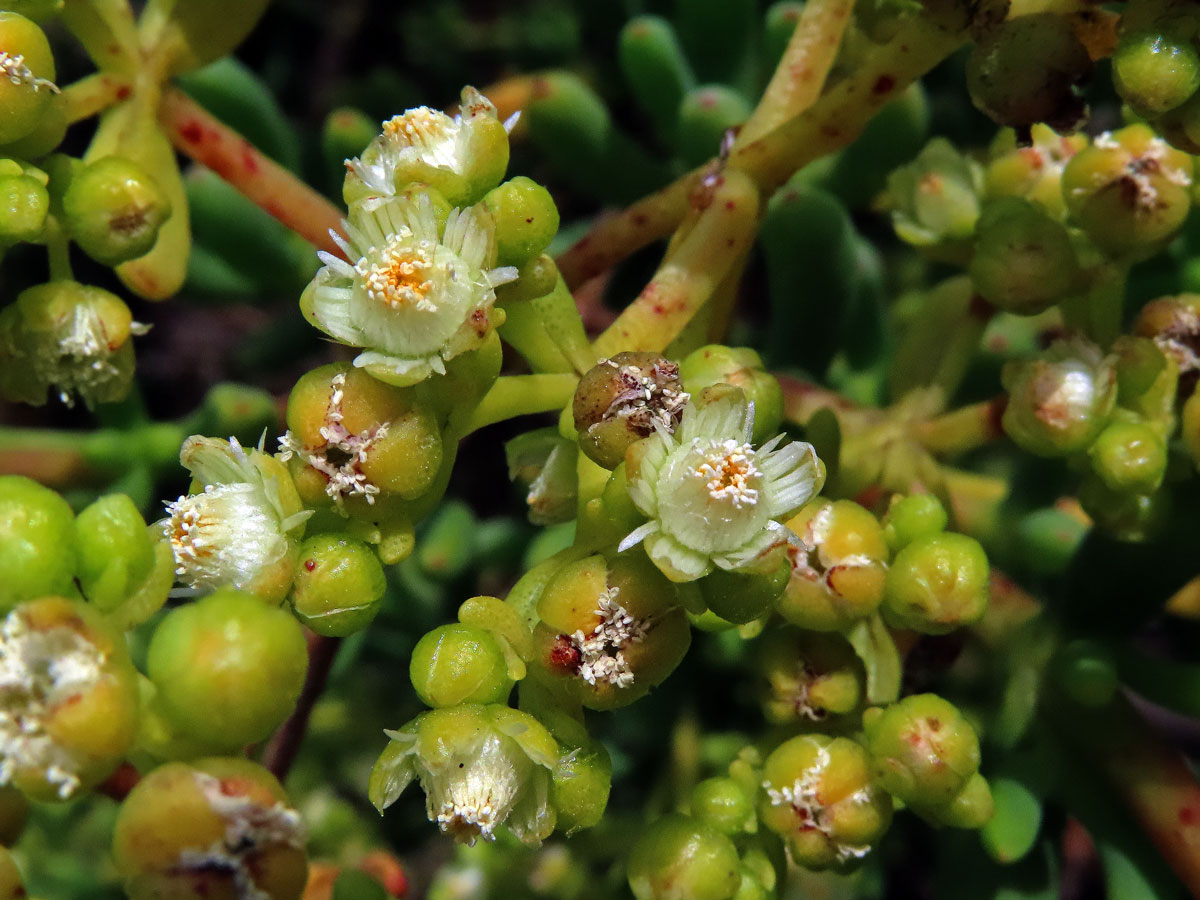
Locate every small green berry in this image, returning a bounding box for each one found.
[62,156,172,266]
[409,623,513,708]
[0,12,56,145]
[691,776,755,836]
[0,474,75,610]
[290,535,385,636]
[483,176,560,267]
[882,493,948,552]
[678,345,784,444]
[969,197,1079,315]
[1113,29,1200,116]
[74,492,155,612]
[882,532,989,634]
[1088,420,1167,493]
[0,171,47,242]
[627,813,741,900]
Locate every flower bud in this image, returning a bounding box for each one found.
[984,124,1085,221]
[886,138,982,248]
[691,776,755,836]
[1016,506,1088,576]
[146,587,308,750]
[0,474,75,611]
[290,535,385,636]
[777,499,889,632]
[163,435,310,603]
[760,629,864,725]
[1113,27,1200,116]
[0,12,56,146]
[0,280,143,408]
[697,549,790,624]
[931,770,994,829]
[1055,639,1118,708]
[369,703,558,846]
[760,734,893,871]
[344,86,510,208]
[74,492,156,612]
[550,736,612,832]
[881,532,988,634]
[881,493,947,552]
[1062,124,1193,254]
[864,693,981,809]
[482,176,560,267]
[112,757,307,900]
[1111,334,1177,424]
[0,596,140,800]
[969,197,1079,315]
[573,352,688,470]
[678,346,784,444]
[1133,293,1200,377]
[506,427,578,524]
[410,623,514,708]
[1001,338,1117,457]
[627,813,741,900]
[533,553,690,710]
[62,156,172,266]
[0,170,47,243]
[1088,419,1167,493]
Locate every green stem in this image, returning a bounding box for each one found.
[912,397,1006,457]
[460,374,579,436]
[44,217,73,282]
[62,71,133,124]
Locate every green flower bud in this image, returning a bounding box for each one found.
[290,535,385,636]
[966,14,1091,130]
[1088,420,1167,493]
[533,553,690,710]
[369,703,559,846]
[1111,334,1177,422]
[627,813,741,900]
[0,280,143,408]
[1113,28,1200,116]
[886,138,983,248]
[146,587,309,750]
[985,124,1086,221]
[969,197,1079,314]
[882,493,947,552]
[74,492,155,611]
[573,352,688,470]
[62,156,171,266]
[761,629,864,725]
[1016,506,1088,576]
[931,770,994,829]
[280,363,444,519]
[506,427,579,525]
[760,734,893,871]
[482,176,559,267]
[344,87,510,208]
[691,776,755,837]
[1062,124,1193,255]
[112,757,307,900]
[1001,338,1117,457]
[0,596,140,801]
[0,171,47,242]
[777,499,889,632]
[493,251,558,304]
[864,693,981,808]
[1055,639,1118,708]
[0,12,56,146]
[550,736,612,833]
[163,435,310,603]
[882,532,988,634]
[698,549,790,624]
[410,623,514,708]
[1132,293,1200,380]
[678,346,784,444]
[0,474,75,610]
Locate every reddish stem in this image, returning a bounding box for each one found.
[96,761,142,801]
[263,633,342,781]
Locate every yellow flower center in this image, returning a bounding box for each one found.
[360,240,437,311]
[383,107,453,147]
[692,439,760,508]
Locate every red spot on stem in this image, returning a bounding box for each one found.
[179,121,204,144]
[873,75,896,95]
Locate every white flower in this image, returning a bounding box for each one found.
[162,436,310,602]
[306,194,516,386]
[620,393,824,582]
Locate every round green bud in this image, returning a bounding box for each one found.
[1113,29,1200,116]
[1055,639,1118,707]
[969,197,1079,314]
[932,770,994,829]
[62,156,172,266]
[865,693,981,808]
[882,532,989,634]
[483,176,560,267]
[74,492,155,612]
[112,757,307,900]
[0,846,21,899]
[882,493,948,552]
[290,535,385,637]
[984,124,1086,221]
[0,12,55,145]
[0,474,75,610]
[0,171,47,242]
[147,588,309,750]
[409,623,513,708]
[678,345,784,444]
[888,137,982,246]
[627,813,741,900]
[494,251,559,304]
[761,628,864,725]
[691,776,755,836]
[550,737,612,832]
[1016,507,1088,577]
[1088,420,1167,493]
[573,352,688,470]
[1001,339,1117,457]
[1062,124,1193,254]
[760,734,893,871]
[697,549,790,624]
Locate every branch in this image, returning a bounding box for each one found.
[263,633,342,781]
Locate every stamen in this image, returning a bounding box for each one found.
[692,439,761,508]
[764,744,873,862]
[0,51,58,92]
[567,588,649,688]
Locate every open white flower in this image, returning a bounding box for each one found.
[305,194,516,386]
[162,436,311,602]
[620,392,824,582]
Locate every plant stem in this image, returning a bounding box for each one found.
[157,87,347,258]
[912,396,1007,456]
[263,633,341,781]
[62,72,132,124]
[460,374,580,436]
